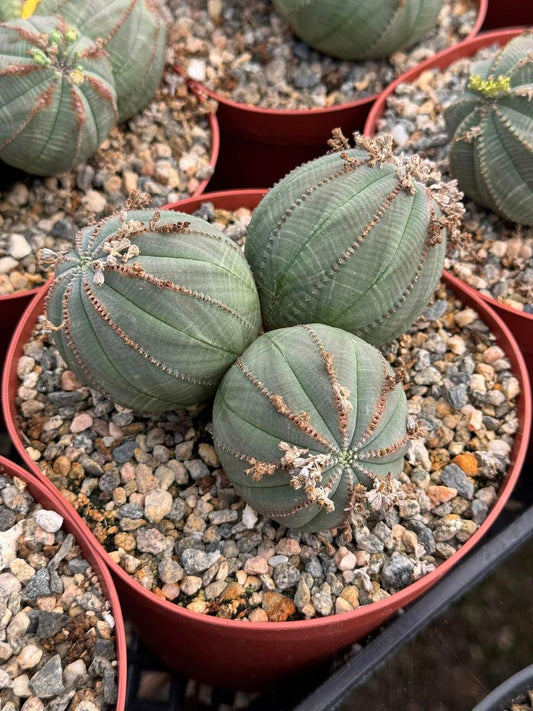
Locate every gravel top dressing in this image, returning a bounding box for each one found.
[13,206,520,623]
[375,45,533,314]
[0,469,118,711]
[0,63,215,297]
[171,0,478,110]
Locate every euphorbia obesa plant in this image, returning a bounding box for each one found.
[272,0,442,60]
[44,193,261,412]
[0,15,117,176]
[445,32,533,226]
[246,131,464,347]
[27,0,166,122]
[213,323,415,532]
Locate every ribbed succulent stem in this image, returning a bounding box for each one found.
[213,323,412,532]
[245,131,464,347]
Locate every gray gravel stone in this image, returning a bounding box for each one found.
[441,464,475,500]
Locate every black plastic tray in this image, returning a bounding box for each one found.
[123,469,533,711]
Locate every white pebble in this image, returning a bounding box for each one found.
[187,58,207,82]
[0,256,18,274]
[34,509,63,533]
[8,234,32,260]
[242,504,258,529]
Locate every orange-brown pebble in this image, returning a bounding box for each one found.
[262,591,296,622]
[427,485,457,508]
[219,582,245,602]
[452,453,479,476]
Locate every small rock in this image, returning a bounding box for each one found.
[262,591,296,622]
[34,509,63,533]
[29,654,65,698]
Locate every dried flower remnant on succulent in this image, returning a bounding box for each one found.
[213,323,421,532]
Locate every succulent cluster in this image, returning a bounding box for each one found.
[245,131,464,346]
[45,193,261,412]
[272,0,442,60]
[0,15,117,175]
[213,324,412,532]
[445,32,533,226]
[0,0,165,175]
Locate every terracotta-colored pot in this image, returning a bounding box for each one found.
[482,1,533,30]
[364,28,533,456]
[0,455,127,710]
[180,0,487,190]
[3,191,531,692]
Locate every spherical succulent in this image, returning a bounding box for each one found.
[245,131,464,347]
[0,16,117,176]
[33,0,166,122]
[445,33,533,226]
[45,194,262,412]
[272,0,442,61]
[213,323,412,532]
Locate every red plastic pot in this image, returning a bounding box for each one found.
[179,0,487,190]
[3,191,531,691]
[0,455,127,710]
[364,28,533,449]
[482,1,533,30]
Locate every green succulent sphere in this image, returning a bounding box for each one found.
[245,132,464,347]
[0,16,117,176]
[445,33,533,226]
[272,0,442,60]
[46,199,262,412]
[213,323,411,533]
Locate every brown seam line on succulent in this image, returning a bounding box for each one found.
[79,43,108,62]
[181,229,243,254]
[358,432,410,461]
[44,267,79,315]
[103,264,256,331]
[350,460,384,486]
[83,214,114,252]
[132,18,162,94]
[0,65,42,78]
[82,276,218,386]
[211,435,281,476]
[351,358,391,450]
[61,279,115,398]
[308,185,402,302]
[235,358,334,450]
[10,25,42,45]
[101,0,136,44]
[362,0,406,57]
[70,88,86,168]
[299,325,352,448]
[85,75,118,122]
[0,82,56,151]
[355,238,430,337]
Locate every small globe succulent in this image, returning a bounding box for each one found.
[45,193,262,412]
[445,32,533,226]
[272,0,442,61]
[213,323,414,533]
[0,15,117,176]
[31,0,166,122]
[245,131,464,347]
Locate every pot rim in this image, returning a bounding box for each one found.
[0,454,127,711]
[3,188,530,636]
[472,663,533,711]
[175,0,488,117]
